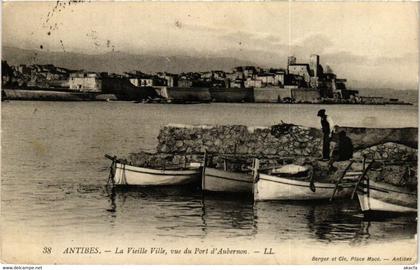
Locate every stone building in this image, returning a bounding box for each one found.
[69,72,102,92]
[286,54,357,99]
[288,63,312,84]
[129,78,154,87]
[177,79,193,88]
[156,72,177,87]
[244,78,263,88]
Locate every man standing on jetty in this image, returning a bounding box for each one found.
[317,109,335,160]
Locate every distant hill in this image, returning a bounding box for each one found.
[2,46,257,74]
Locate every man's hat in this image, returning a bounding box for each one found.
[317,109,326,117]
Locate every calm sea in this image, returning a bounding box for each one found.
[1,101,417,249]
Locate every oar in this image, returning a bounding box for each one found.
[105,154,117,161]
[351,159,375,200]
[330,160,354,201]
[104,154,126,164]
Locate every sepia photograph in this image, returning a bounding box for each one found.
[1,1,418,266]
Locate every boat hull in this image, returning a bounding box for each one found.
[202,167,253,193]
[357,182,417,213]
[254,173,352,201]
[114,163,201,186]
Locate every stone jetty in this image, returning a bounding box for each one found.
[125,123,417,189]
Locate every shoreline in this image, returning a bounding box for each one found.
[1,88,413,105]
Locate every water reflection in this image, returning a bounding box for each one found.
[201,194,256,240]
[105,186,206,239]
[356,215,417,244]
[106,186,416,244]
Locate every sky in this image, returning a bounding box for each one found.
[3,1,419,89]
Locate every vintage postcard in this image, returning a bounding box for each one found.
[1,1,418,266]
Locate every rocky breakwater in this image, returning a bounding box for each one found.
[354,142,417,162]
[156,123,323,157]
[154,123,322,172]
[335,126,417,149]
[157,124,418,157]
[354,142,418,191]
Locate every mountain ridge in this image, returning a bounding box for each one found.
[2,46,259,74]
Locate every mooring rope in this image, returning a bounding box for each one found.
[107,157,117,187]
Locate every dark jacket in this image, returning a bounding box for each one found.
[321,117,330,135]
[333,136,354,161]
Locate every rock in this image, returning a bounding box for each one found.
[183,140,193,147]
[374,152,382,160]
[204,140,213,147]
[353,151,362,159]
[294,148,304,156]
[214,138,222,147]
[303,148,312,156]
[237,145,248,154]
[278,136,289,144]
[159,144,169,153]
[199,146,207,153]
[299,142,308,148]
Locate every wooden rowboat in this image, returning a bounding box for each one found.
[201,155,268,194]
[253,159,360,201]
[350,159,417,214]
[253,173,354,201]
[356,180,417,214]
[106,155,201,186]
[202,161,316,194]
[202,167,253,193]
[201,153,254,193]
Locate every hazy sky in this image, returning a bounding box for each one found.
[3,1,419,89]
